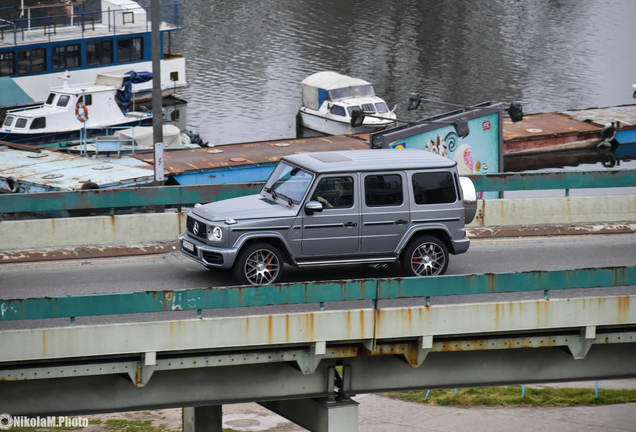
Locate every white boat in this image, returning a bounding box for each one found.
[67,125,207,156]
[0,0,187,111]
[298,71,397,135]
[1,73,152,144]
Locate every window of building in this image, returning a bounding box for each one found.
[329,105,346,117]
[0,52,15,77]
[412,172,457,205]
[52,44,80,70]
[15,118,27,128]
[30,117,46,129]
[57,95,70,107]
[117,37,143,62]
[365,174,403,207]
[45,93,56,105]
[17,49,46,74]
[311,176,354,209]
[87,40,113,66]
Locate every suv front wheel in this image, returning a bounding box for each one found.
[401,235,449,277]
[234,242,284,286]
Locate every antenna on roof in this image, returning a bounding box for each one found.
[58,71,71,90]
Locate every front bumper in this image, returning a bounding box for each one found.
[179,233,238,269]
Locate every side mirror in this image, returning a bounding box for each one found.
[350,108,365,127]
[453,117,470,138]
[407,92,421,110]
[305,200,323,215]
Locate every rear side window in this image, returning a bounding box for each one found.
[412,172,457,205]
[30,117,46,129]
[365,174,403,207]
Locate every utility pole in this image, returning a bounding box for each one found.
[151,0,164,189]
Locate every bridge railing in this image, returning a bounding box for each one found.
[1,169,634,215]
[2,266,634,322]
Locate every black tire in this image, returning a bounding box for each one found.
[401,235,449,277]
[233,242,284,286]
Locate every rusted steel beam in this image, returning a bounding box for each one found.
[1,170,634,214]
[0,266,634,322]
[468,169,636,192]
[0,182,263,213]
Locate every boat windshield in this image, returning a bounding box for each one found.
[45,93,56,105]
[329,84,375,101]
[264,161,314,204]
[3,116,14,127]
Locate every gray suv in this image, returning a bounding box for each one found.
[180,149,476,285]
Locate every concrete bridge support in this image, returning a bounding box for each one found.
[182,405,222,432]
[260,398,359,432]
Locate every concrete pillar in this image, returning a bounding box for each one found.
[182,405,223,432]
[260,397,359,432]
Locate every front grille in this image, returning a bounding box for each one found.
[362,103,376,114]
[187,216,207,240]
[202,251,223,265]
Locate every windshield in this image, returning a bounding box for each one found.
[264,161,314,203]
[329,84,375,101]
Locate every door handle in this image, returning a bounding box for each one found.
[345,222,357,228]
[396,219,408,225]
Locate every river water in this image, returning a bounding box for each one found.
[171,0,636,170]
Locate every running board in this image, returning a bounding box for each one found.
[295,257,397,267]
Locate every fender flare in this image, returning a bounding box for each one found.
[232,232,297,264]
[396,225,456,255]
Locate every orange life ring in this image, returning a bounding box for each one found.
[75,102,89,122]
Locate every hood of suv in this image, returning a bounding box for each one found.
[191,194,297,222]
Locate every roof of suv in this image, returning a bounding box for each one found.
[283,149,457,173]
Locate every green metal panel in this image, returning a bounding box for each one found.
[1,267,633,321]
[468,169,636,192]
[0,183,263,214]
[2,170,635,214]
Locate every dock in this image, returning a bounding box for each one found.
[504,104,636,156]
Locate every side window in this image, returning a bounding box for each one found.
[365,174,403,207]
[117,37,143,62]
[412,172,457,205]
[30,117,46,130]
[57,95,70,107]
[15,118,28,128]
[87,41,114,66]
[52,44,80,70]
[329,105,346,116]
[80,94,92,106]
[0,52,15,76]
[311,176,354,209]
[17,48,46,74]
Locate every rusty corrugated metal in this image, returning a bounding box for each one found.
[131,135,370,174]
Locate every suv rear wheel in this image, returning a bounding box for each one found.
[401,235,449,277]
[234,242,284,285]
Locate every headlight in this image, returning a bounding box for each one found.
[209,226,223,241]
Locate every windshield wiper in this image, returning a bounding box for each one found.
[275,191,294,207]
